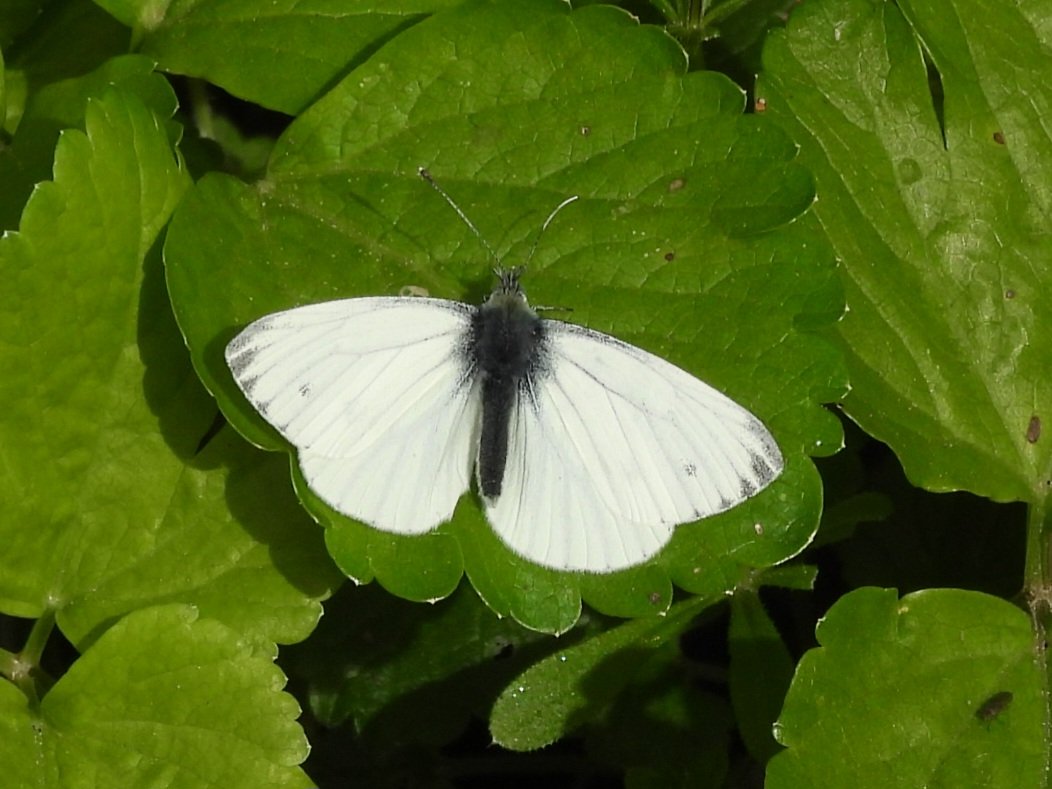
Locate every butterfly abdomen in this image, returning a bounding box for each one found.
[472,289,545,498]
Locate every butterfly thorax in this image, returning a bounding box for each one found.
[472,282,545,498]
[474,290,542,381]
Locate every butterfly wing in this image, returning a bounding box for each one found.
[226,297,481,534]
[485,320,783,572]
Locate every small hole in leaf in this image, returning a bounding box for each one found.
[921,51,947,150]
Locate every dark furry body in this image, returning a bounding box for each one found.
[468,270,545,498]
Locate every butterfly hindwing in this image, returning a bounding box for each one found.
[226,297,481,533]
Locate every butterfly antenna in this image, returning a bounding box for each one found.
[418,167,500,267]
[523,195,579,271]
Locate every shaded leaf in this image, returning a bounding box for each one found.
[284,583,577,749]
[728,589,793,763]
[490,595,713,750]
[122,0,464,114]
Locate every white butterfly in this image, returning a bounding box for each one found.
[226,176,783,573]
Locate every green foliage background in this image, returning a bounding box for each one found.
[0,0,1047,786]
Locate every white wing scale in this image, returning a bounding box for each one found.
[226,298,480,534]
[485,320,783,572]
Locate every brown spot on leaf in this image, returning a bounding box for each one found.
[975,691,1012,721]
[1027,415,1041,444]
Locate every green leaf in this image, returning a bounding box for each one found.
[759,0,1052,502]
[1,66,26,137]
[166,0,843,633]
[767,587,1045,788]
[0,55,173,231]
[0,81,338,647]
[127,0,463,114]
[0,605,311,789]
[489,594,713,750]
[60,426,342,649]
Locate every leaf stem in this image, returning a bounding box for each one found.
[1024,495,1052,781]
[11,610,57,709]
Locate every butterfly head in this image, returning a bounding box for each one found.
[494,267,525,293]
[486,267,531,311]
